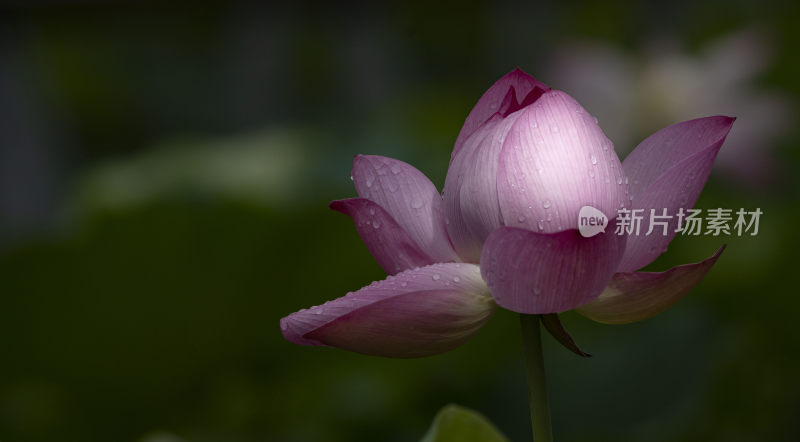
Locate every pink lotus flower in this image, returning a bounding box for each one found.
[281,68,732,358]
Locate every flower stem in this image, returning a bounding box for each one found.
[520,314,553,442]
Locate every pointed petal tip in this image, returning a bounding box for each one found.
[329,199,347,213]
[504,67,550,90]
[577,245,726,325]
[712,243,727,257]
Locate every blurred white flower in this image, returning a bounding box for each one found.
[74,128,312,212]
[548,28,792,184]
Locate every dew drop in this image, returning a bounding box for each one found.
[280,321,288,331]
[453,276,461,283]
[624,177,629,185]
[537,220,544,231]
[349,175,354,181]
[617,177,623,185]
[400,281,408,287]
[589,170,596,178]
[432,274,441,281]
[593,116,599,124]
[369,208,376,215]
[542,199,551,209]
[410,199,424,209]
[372,219,381,229]
[590,154,598,165]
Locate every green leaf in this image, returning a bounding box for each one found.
[420,404,509,442]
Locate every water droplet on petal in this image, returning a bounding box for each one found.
[349,175,354,181]
[369,208,375,215]
[537,220,544,231]
[590,154,598,165]
[453,276,461,283]
[432,274,441,281]
[542,199,551,209]
[518,215,526,223]
[410,199,423,209]
[372,219,381,229]
[280,321,288,331]
[617,177,623,185]
[624,177,629,185]
[400,281,408,287]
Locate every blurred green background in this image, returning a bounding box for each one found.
[1,1,798,441]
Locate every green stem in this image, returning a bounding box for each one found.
[520,314,553,442]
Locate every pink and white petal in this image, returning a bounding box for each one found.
[617,117,733,271]
[351,155,458,263]
[617,145,723,271]
[623,116,735,199]
[330,198,434,274]
[480,226,626,314]
[448,111,530,262]
[280,263,496,358]
[497,90,629,234]
[452,68,550,160]
[576,245,725,324]
[443,114,508,262]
